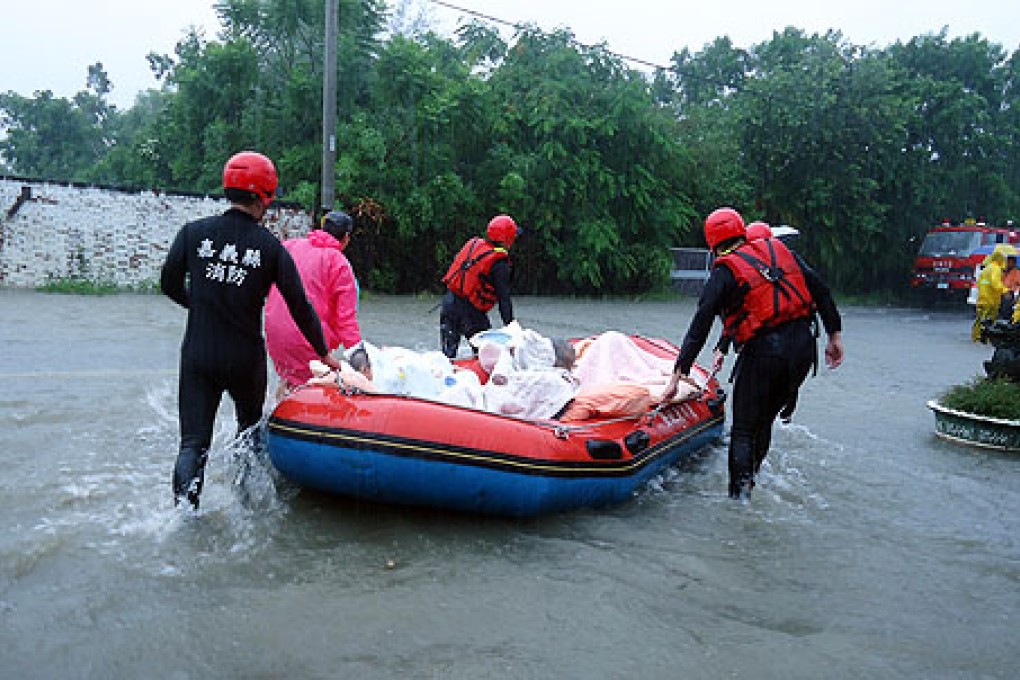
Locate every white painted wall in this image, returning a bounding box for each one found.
[0,178,314,288]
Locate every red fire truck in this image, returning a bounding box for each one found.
[910,218,1018,304]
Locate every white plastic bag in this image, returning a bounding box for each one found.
[469,320,523,351]
[514,328,556,370]
[371,346,452,398]
[483,369,578,420]
[436,369,485,409]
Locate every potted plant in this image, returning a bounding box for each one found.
[928,375,1020,451]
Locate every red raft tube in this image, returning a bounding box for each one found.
[266,336,726,517]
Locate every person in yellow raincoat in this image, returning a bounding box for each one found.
[1002,254,1020,319]
[974,244,1011,341]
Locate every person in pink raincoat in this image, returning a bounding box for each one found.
[265,210,362,392]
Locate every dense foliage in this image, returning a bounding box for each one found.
[3,1,1020,296]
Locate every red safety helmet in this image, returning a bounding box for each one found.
[223,151,278,208]
[487,214,518,247]
[746,221,773,241]
[704,207,746,250]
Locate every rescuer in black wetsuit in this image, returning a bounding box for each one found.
[660,207,844,500]
[160,151,341,509]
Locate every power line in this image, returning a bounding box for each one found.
[425,0,670,70]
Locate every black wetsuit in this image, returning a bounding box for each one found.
[675,250,841,497]
[439,258,513,358]
[160,207,328,507]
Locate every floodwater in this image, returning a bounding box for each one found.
[1,289,1017,679]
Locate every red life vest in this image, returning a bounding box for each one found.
[715,238,814,345]
[442,237,509,312]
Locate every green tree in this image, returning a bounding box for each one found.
[331,31,490,292]
[135,0,386,194]
[86,89,174,188]
[656,37,754,231]
[486,28,694,294]
[1000,49,1020,218]
[889,31,1015,222]
[0,63,117,181]
[734,30,916,291]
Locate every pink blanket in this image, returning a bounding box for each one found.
[572,331,677,389]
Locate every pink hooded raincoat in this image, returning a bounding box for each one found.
[265,230,361,386]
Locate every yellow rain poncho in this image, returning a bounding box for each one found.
[974,244,1015,340]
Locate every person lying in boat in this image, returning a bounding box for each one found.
[471,328,696,422]
[304,342,472,402]
[481,338,580,419]
[552,337,577,372]
[476,334,576,377]
[555,331,703,422]
[308,349,377,393]
[347,346,373,382]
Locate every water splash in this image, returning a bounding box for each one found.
[82,387,298,574]
[227,421,287,513]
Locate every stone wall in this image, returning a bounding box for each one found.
[0,177,315,288]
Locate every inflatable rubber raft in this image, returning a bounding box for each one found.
[266,336,725,517]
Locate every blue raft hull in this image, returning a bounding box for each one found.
[267,392,724,517]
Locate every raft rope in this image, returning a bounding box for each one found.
[548,411,658,439]
[546,391,709,439]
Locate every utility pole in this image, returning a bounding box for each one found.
[321,0,338,215]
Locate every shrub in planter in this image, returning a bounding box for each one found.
[939,377,1020,421]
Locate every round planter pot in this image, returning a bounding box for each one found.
[927,400,1020,452]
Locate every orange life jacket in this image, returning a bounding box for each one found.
[442,237,509,312]
[715,238,814,345]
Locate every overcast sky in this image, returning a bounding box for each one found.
[2,1,1018,109]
